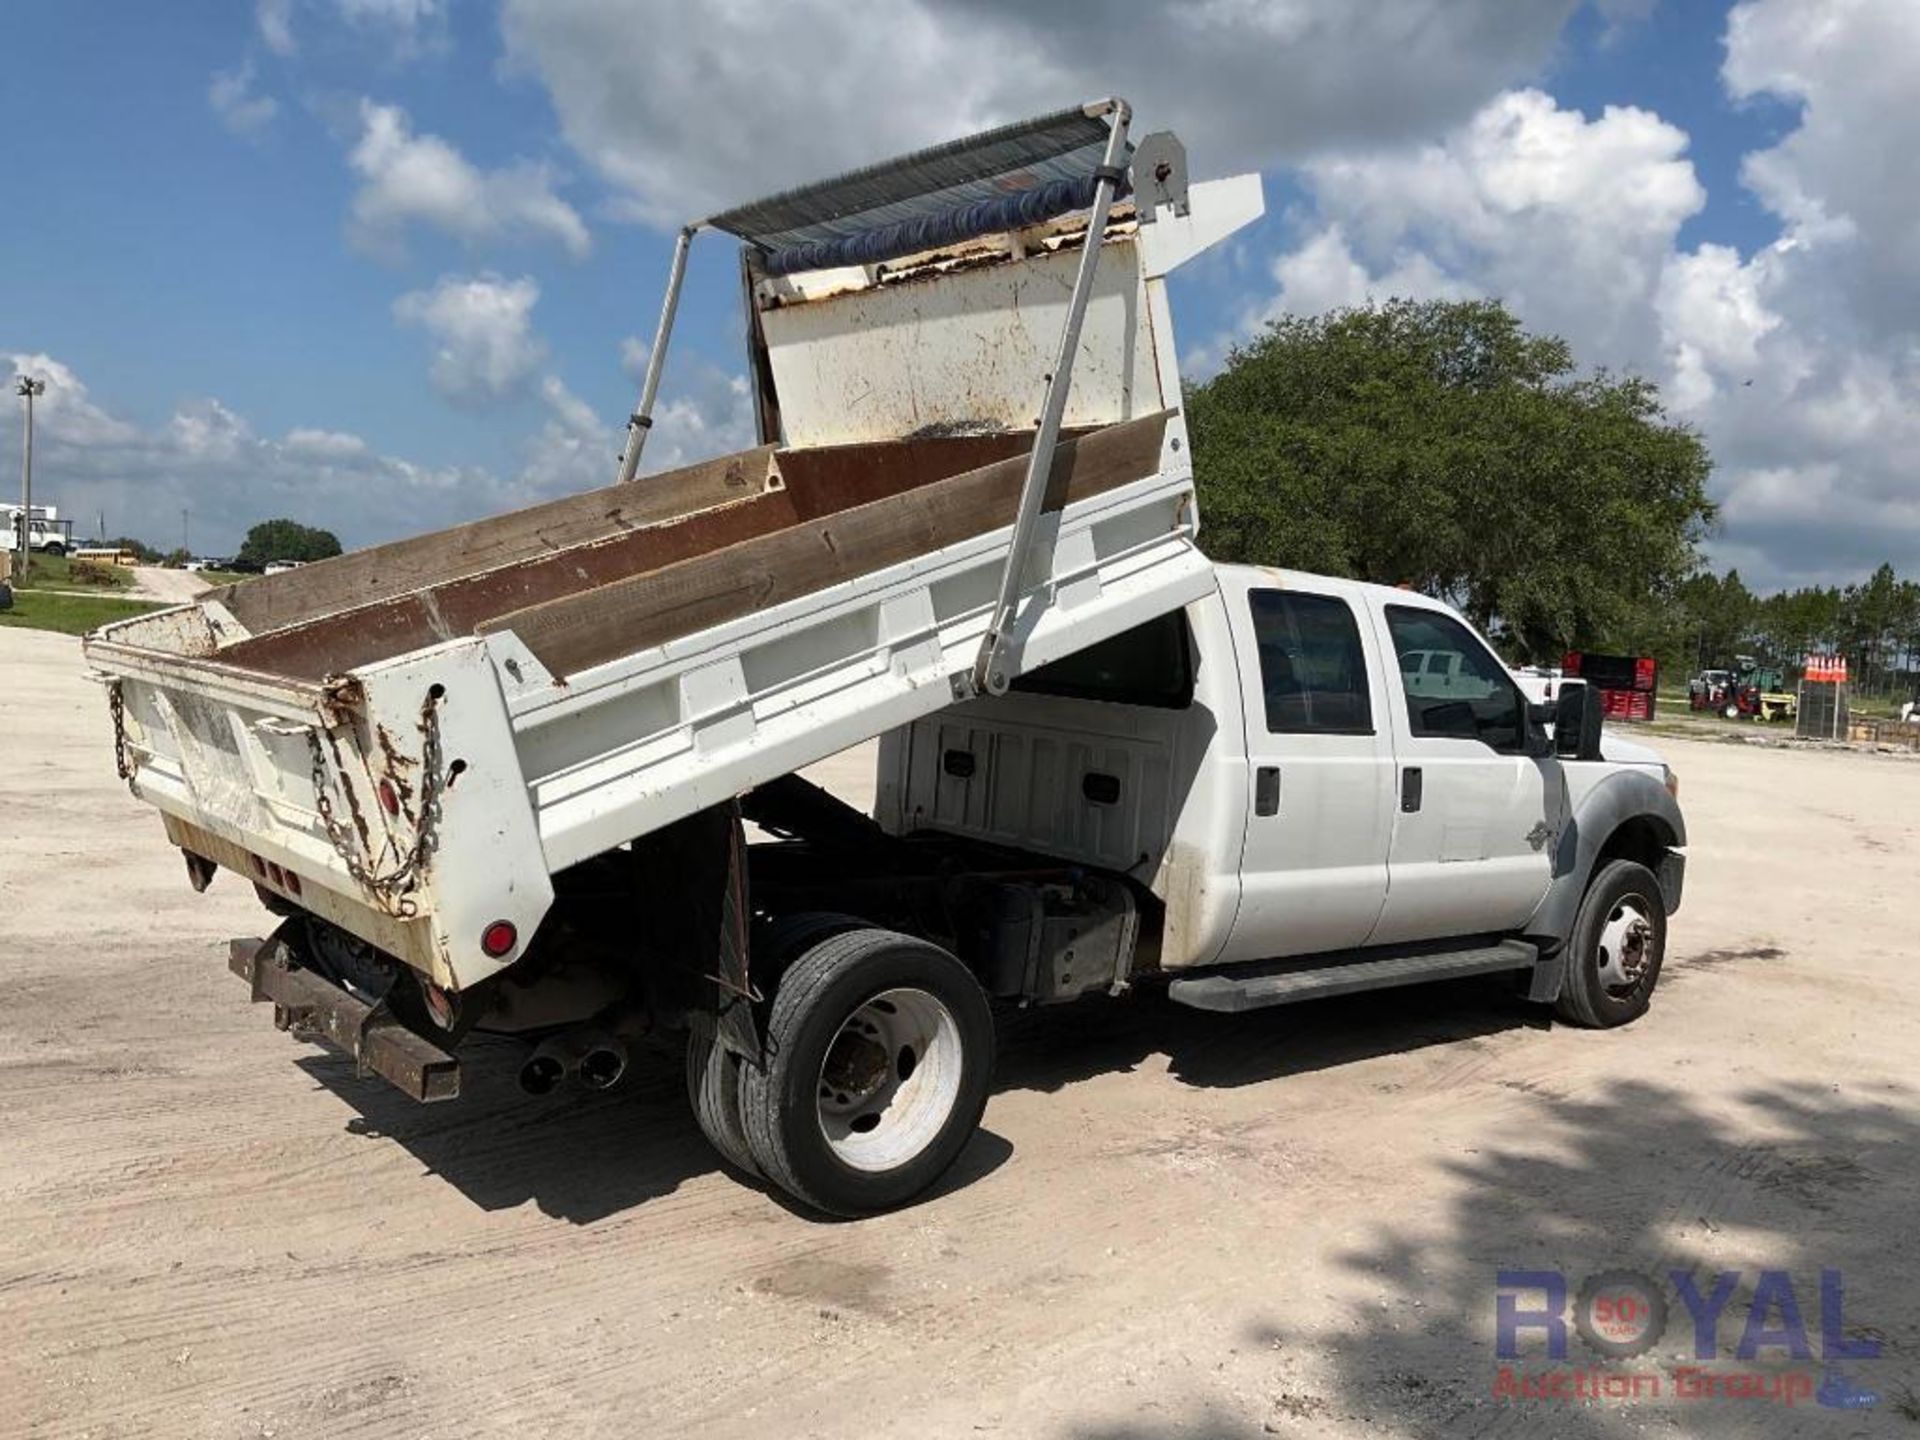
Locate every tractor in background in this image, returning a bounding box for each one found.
[1689,657,1797,723]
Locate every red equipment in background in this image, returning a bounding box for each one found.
[1562,651,1658,722]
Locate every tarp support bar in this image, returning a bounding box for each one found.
[616,224,697,484]
[970,98,1132,696]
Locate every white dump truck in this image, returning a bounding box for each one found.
[84,101,1684,1216]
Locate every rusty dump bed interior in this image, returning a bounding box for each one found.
[198,413,1167,684]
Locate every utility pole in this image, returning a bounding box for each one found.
[181,507,190,559]
[16,375,45,585]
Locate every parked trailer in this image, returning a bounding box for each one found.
[86,103,1685,1216]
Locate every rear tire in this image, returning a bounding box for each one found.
[1554,859,1666,1028]
[740,928,993,1217]
[686,1031,760,1178]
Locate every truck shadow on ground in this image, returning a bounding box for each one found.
[1066,1076,1920,1439]
[300,974,1535,1225]
[297,1041,1013,1225]
[994,973,1541,1096]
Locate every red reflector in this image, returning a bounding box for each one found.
[1634,657,1657,691]
[250,854,266,877]
[267,862,284,887]
[480,921,518,958]
[378,778,400,816]
[284,870,302,896]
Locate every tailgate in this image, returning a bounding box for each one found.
[84,615,552,989]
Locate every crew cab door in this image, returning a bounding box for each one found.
[1366,600,1562,945]
[1215,575,1395,961]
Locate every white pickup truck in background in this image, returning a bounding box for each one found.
[83,102,1683,1217]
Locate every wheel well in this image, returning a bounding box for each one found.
[1594,815,1676,876]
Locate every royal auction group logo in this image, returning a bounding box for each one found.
[1493,1268,1881,1410]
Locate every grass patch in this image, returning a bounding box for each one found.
[0,589,162,636]
[197,569,247,586]
[9,553,135,592]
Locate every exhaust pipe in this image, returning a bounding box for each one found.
[518,1029,629,1094]
[578,1035,627,1091]
[519,1034,577,1095]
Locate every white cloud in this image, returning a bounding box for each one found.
[256,0,296,56]
[2,351,486,555]
[521,358,756,497]
[347,100,590,260]
[1269,226,1471,324]
[1292,89,1705,362]
[208,61,278,140]
[333,0,446,54]
[500,0,1583,226]
[283,427,370,458]
[2,354,140,447]
[1193,1,1920,592]
[393,273,547,405]
[2,347,760,561]
[1652,242,1784,411]
[643,367,757,473]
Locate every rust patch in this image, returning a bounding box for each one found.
[373,724,419,826]
[320,673,364,724]
[324,728,375,858]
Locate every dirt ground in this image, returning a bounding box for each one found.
[2,624,1915,1439]
[124,568,214,605]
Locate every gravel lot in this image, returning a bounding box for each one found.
[2,625,1914,1439]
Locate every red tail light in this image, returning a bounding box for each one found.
[480,921,518,958]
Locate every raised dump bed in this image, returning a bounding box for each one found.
[194,416,1166,682]
[84,100,1260,993]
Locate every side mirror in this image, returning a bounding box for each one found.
[1524,699,1556,757]
[1555,682,1605,760]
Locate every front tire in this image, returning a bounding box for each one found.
[1554,859,1667,1028]
[739,928,993,1217]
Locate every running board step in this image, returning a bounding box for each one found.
[1167,940,1538,1014]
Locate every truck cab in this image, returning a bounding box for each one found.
[880,564,1684,1010]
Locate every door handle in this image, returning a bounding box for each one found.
[1401,766,1424,813]
[1254,765,1280,816]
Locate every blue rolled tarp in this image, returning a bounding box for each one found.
[706,106,1131,278]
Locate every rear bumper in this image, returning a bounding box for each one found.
[229,936,460,1102]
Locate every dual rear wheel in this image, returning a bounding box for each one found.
[687,925,994,1217]
[689,868,1666,1210]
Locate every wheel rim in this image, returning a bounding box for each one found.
[1595,897,1655,995]
[815,987,964,1173]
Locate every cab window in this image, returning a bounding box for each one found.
[1248,590,1373,734]
[1385,605,1525,751]
[1011,610,1193,709]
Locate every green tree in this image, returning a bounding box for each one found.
[1186,298,1716,662]
[236,518,343,567]
[1673,568,1756,672]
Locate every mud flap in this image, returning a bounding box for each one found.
[631,800,759,1064]
[1527,946,1568,1004]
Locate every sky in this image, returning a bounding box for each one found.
[0,0,1914,591]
